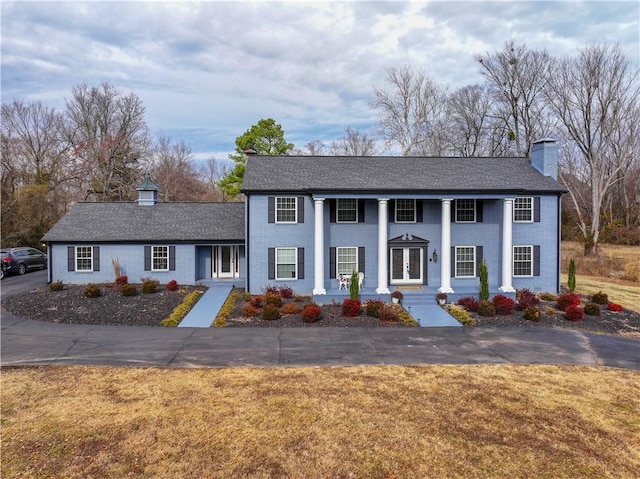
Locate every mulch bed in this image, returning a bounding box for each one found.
[2,286,639,336]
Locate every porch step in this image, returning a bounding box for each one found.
[402,297,462,327]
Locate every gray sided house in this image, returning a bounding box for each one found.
[241,139,567,299]
[42,179,245,286]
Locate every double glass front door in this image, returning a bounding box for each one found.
[390,247,423,284]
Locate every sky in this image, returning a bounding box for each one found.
[2,0,639,163]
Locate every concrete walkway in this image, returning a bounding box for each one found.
[1,312,638,370]
[402,296,461,327]
[178,284,232,327]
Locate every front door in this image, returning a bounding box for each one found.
[217,246,236,278]
[390,247,423,284]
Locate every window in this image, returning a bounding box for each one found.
[395,199,416,223]
[75,246,93,271]
[152,246,169,271]
[455,246,476,277]
[276,248,297,279]
[455,199,476,223]
[513,245,533,276]
[276,197,297,223]
[337,247,358,275]
[514,197,533,222]
[337,199,357,223]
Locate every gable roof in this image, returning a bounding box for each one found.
[42,202,245,243]
[241,156,567,194]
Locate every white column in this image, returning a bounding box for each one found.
[313,198,326,295]
[439,199,454,294]
[499,198,516,292]
[376,198,390,294]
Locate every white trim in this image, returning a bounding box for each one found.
[275,197,297,224]
[513,197,534,223]
[455,199,476,223]
[454,246,476,278]
[336,198,358,223]
[513,244,534,277]
[275,247,297,280]
[75,246,93,272]
[395,199,416,223]
[151,245,169,272]
[336,246,358,276]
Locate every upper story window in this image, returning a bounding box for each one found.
[455,246,476,277]
[75,246,93,271]
[395,199,416,223]
[337,199,357,223]
[514,197,533,222]
[276,197,297,223]
[152,246,169,271]
[455,199,476,223]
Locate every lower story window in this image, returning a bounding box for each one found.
[514,245,533,276]
[276,248,297,279]
[455,246,476,277]
[152,246,169,271]
[76,246,92,271]
[337,247,357,275]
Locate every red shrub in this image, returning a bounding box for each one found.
[262,284,280,295]
[277,285,294,299]
[457,296,479,312]
[249,295,264,308]
[492,294,515,315]
[281,302,301,315]
[115,275,128,285]
[607,302,623,312]
[242,304,260,318]
[556,292,581,311]
[517,289,540,310]
[166,280,179,291]
[301,303,321,323]
[342,299,362,317]
[379,303,400,322]
[564,305,584,322]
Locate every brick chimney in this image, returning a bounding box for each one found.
[530,138,558,179]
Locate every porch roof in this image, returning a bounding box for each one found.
[42,202,245,243]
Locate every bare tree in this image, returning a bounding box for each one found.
[305,140,327,155]
[545,44,640,254]
[329,127,379,156]
[65,81,151,201]
[372,66,448,156]
[477,40,553,156]
[199,157,230,201]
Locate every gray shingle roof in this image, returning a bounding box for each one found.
[241,156,568,194]
[42,202,245,242]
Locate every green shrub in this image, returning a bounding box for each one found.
[523,307,542,322]
[590,291,608,305]
[141,278,159,294]
[584,302,601,316]
[264,292,282,307]
[83,284,101,298]
[349,271,359,300]
[49,280,64,291]
[301,303,321,323]
[445,305,475,326]
[161,290,204,327]
[477,300,495,317]
[479,260,489,301]
[365,300,384,318]
[120,284,138,296]
[262,304,280,320]
[396,306,419,326]
[379,303,399,322]
[243,292,252,302]
[568,258,576,292]
[539,292,557,301]
[213,288,239,327]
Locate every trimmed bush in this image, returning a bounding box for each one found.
[396,306,419,326]
[166,280,179,292]
[556,292,581,311]
[365,299,385,318]
[278,285,294,299]
[477,300,495,317]
[568,258,576,292]
[539,292,557,301]
[262,304,280,320]
[262,285,279,295]
[479,260,489,301]
[349,271,360,300]
[565,305,584,322]
[457,296,479,313]
[523,307,542,322]
[590,291,609,305]
[342,299,362,317]
[115,275,128,285]
[49,280,63,291]
[250,295,264,308]
[492,294,515,315]
[213,288,238,327]
[379,303,400,322]
[264,292,282,308]
[242,304,260,318]
[445,305,475,326]
[120,284,138,296]
[517,289,540,310]
[607,302,623,312]
[83,284,101,298]
[301,303,322,323]
[161,290,203,326]
[584,302,601,316]
[281,302,302,315]
[141,278,159,294]
[243,292,252,302]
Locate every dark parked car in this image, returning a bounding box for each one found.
[1,247,48,277]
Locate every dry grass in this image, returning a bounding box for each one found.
[2,365,639,479]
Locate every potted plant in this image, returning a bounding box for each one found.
[436,292,448,305]
[391,290,403,304]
